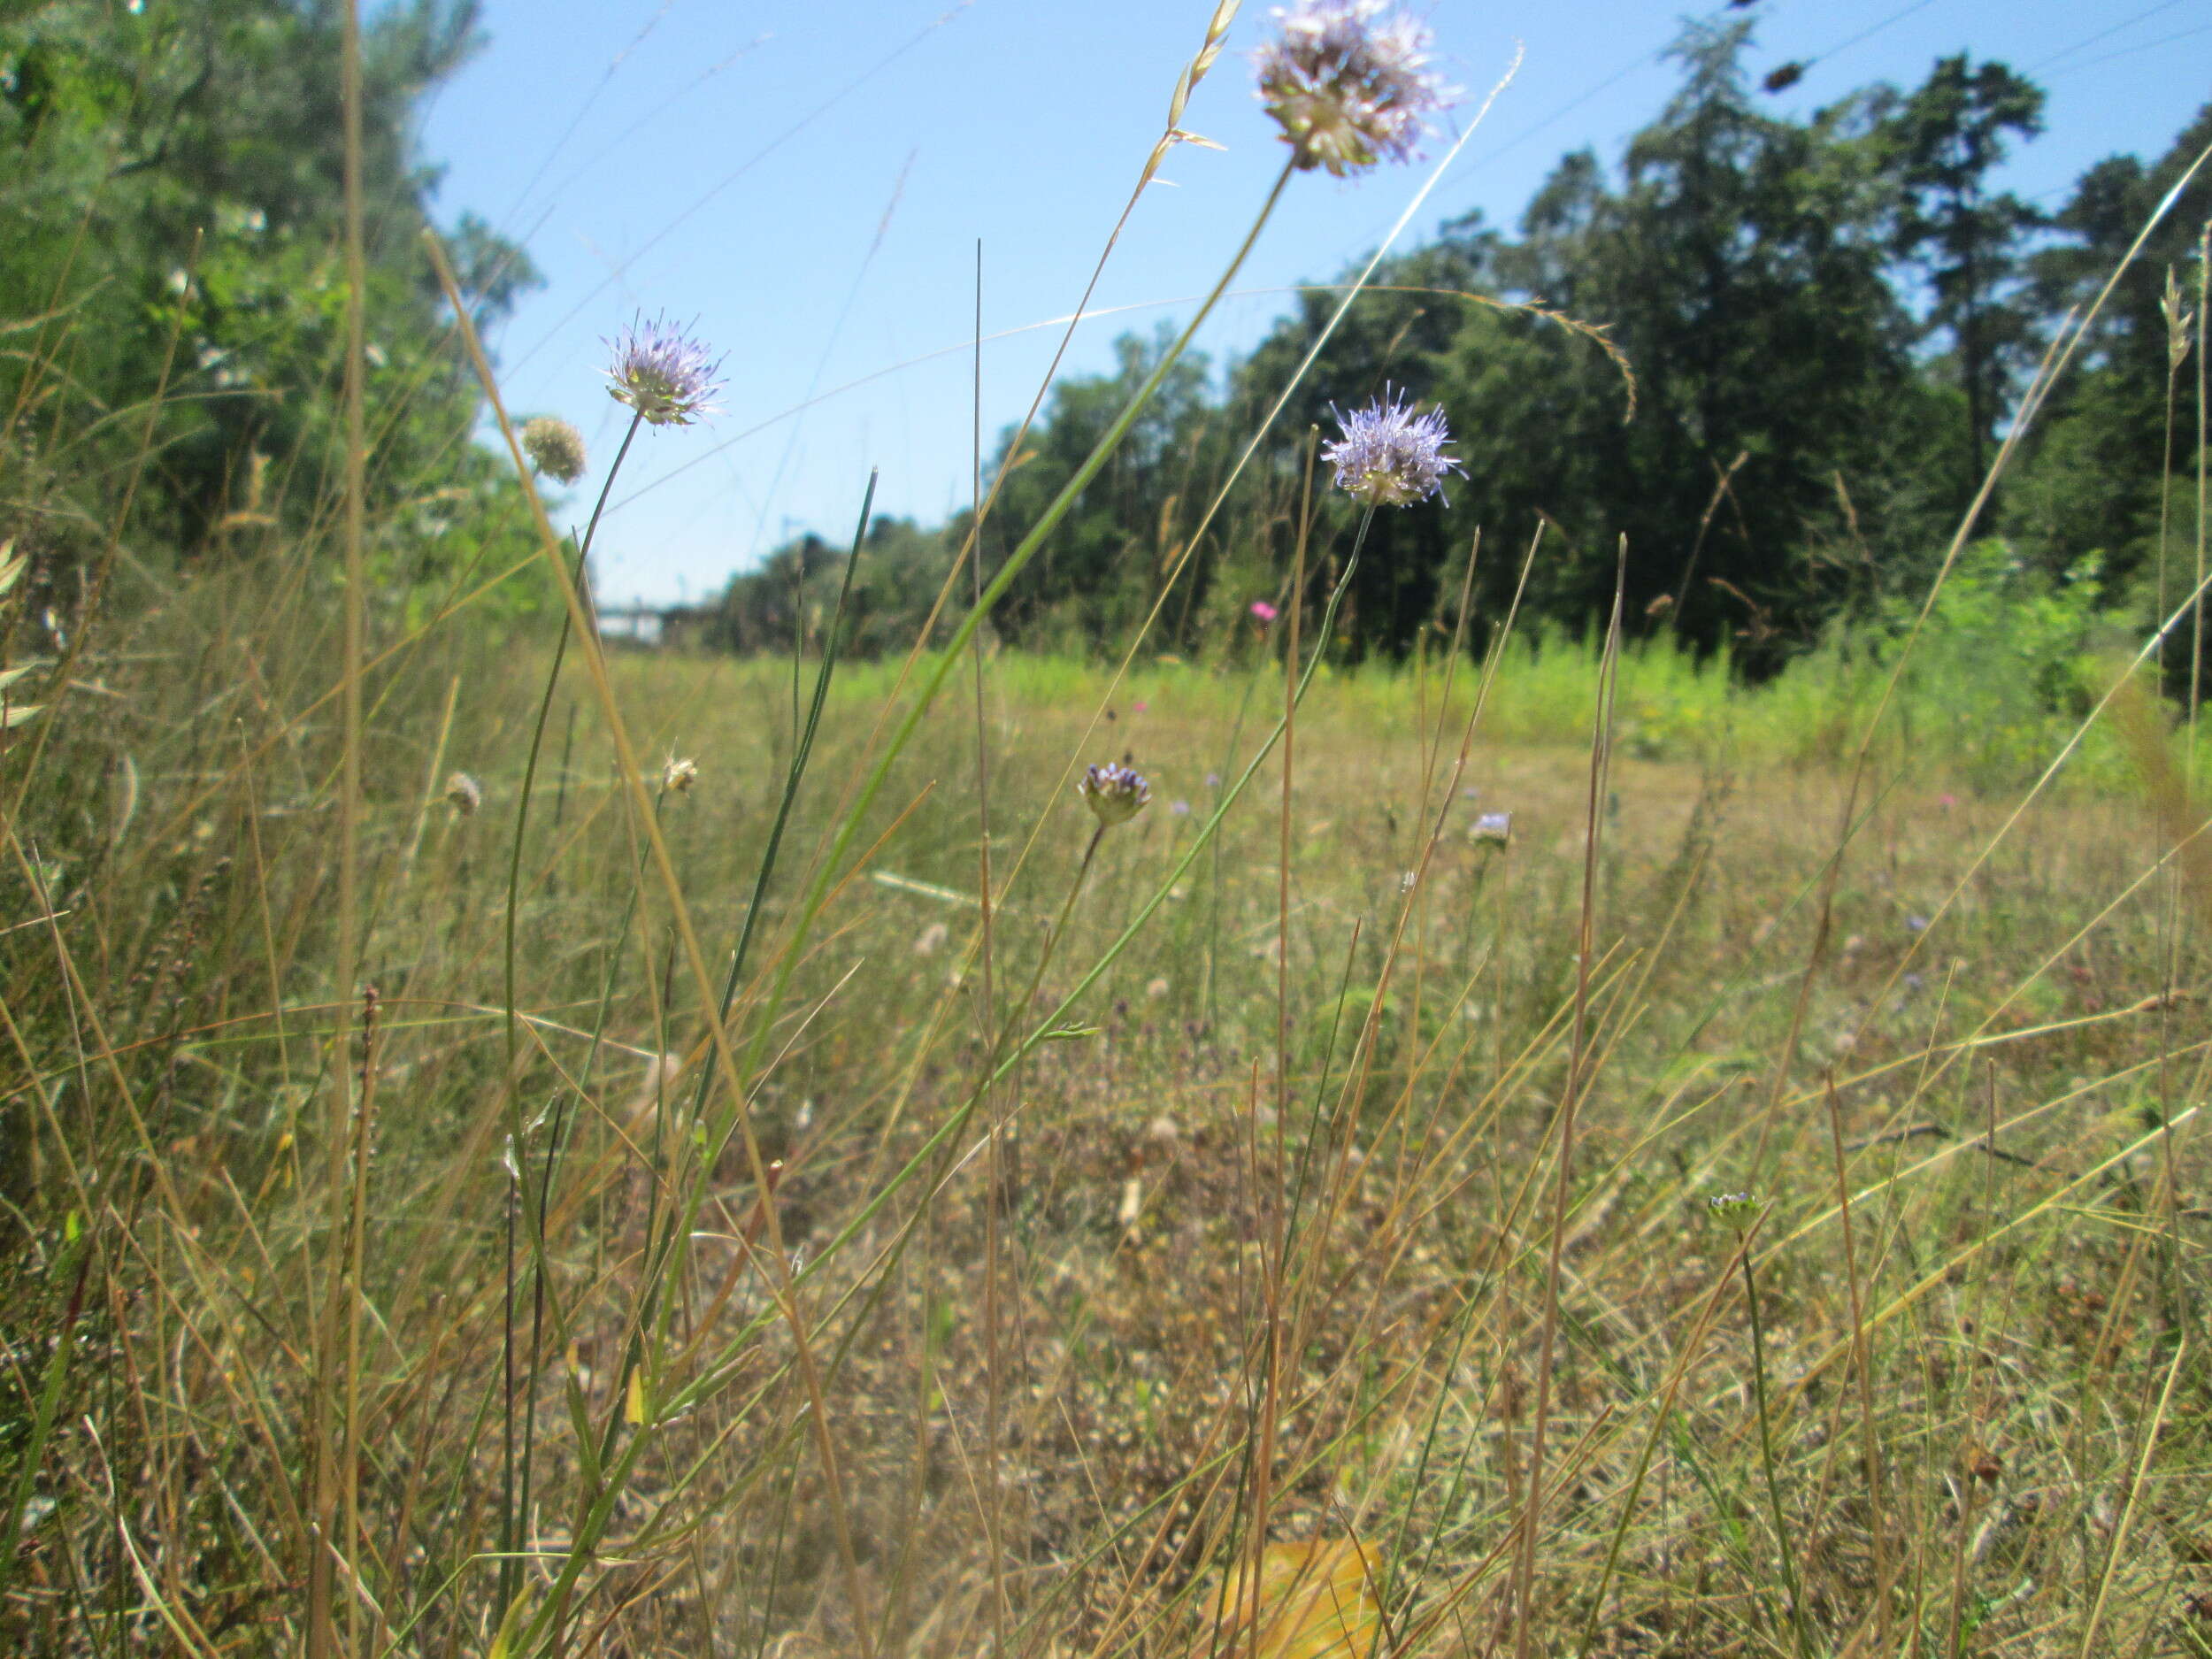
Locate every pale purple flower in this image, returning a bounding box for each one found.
[1471,811,1511,846]
[605,312,724,426]
[1078,762,1152,827]
[1253,0,1455,177]
[1250,600,1279,623]
[1171,799,1192,817]
[1323,388,1461,507]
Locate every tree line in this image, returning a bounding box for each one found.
[704,22,2211,676]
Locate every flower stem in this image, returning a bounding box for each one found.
[1742,1241,1814,1659]
[495,405,641,1617]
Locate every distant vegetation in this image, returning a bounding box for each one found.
[0,0,540,612]
[6,4,2212,1655]
[7,8,2205,684]
[710,25,2210,680]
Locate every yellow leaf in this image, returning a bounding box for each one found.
[1204,1537,1380,1659]
[625,1368,646,1425]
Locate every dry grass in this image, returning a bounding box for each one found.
[5,603,2210,1656]
[3,18,2207,1652]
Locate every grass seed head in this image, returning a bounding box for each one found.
[520,415,588,483]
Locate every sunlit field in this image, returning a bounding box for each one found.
[9,595,2212,1654]
[4,0,2212,1655]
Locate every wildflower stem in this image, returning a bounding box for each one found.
[989,824,1104,1060]
[309,5,369,1646]
[605,470,877,1516]
[515,781,669,1638]
[1741,1237,1814,1659]
[495,403,641,1618]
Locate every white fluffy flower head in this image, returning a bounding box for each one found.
[521,416,588,484]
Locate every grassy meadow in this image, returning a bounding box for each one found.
[5,4,2212,1655]
[8,572,2212,1655]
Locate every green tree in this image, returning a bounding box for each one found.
[0,0,540,593]
[975,324,1222,649]
[1875,54,2046,492]
[703,515,958,659]
[1234,20,1924,665]
[2008,101,2212,592]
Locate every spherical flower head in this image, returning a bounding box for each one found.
[1708,1191,1759,1231]
[1078,762,1152,828]
[1250,599,1279,623]
[1253,0,1455,177]
[1323,388,1461,507]
[605,313,724,427]
[521,416,588,484]
[445,772,482,817]
[1471,810,1512,846]
[661,755,698,794]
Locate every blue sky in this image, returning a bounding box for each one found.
[416,0,2212,607]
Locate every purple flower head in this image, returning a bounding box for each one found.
[1253,0,1456,178]
[1250,599,1279,623]
[605,312,725,427]
[1323,388,1461,507]
[1078,761,1152,828]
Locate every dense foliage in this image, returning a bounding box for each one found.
[0,0,540,610]
[711,23,2211,676]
